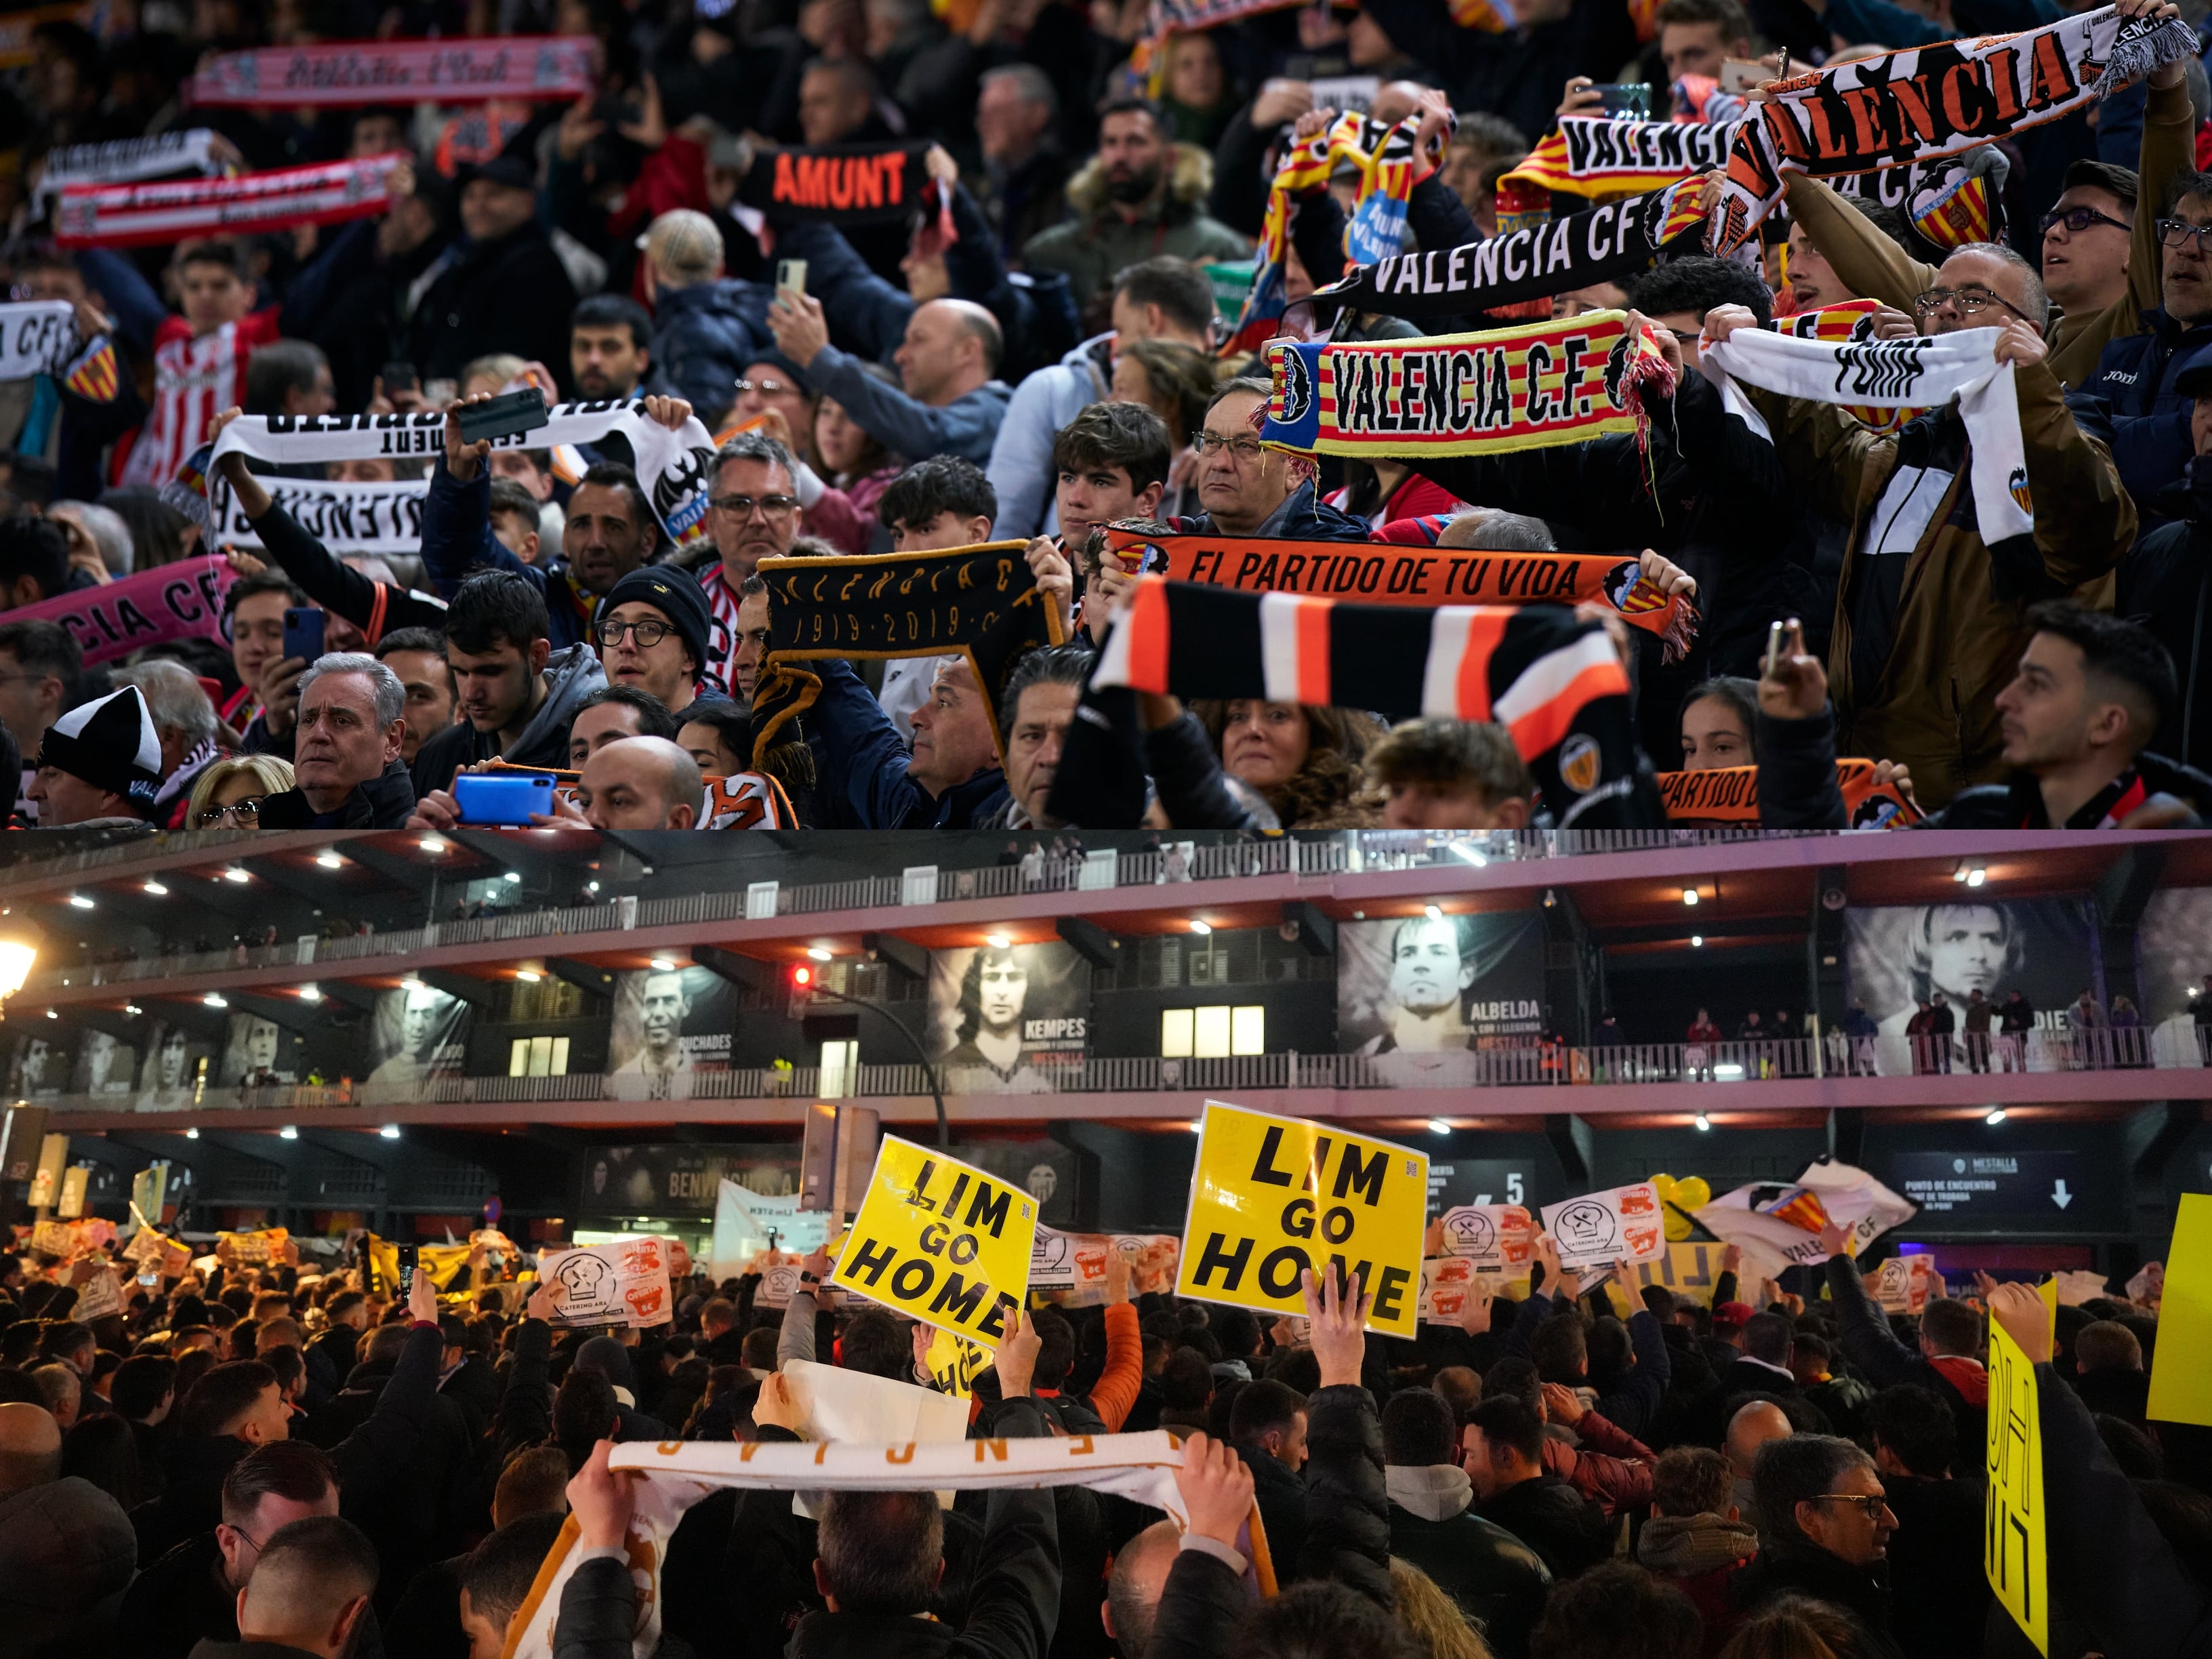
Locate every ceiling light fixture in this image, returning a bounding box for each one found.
[316,851,344,869]
[279,1125,298,1140]
[380,1124,401,1140]
[419,837,446,855]
[985,933,1012,949]
[142,881,167,897]
[66,894,92,909]
[1190,920,1212,936]
[1986,1108,2007,1125]
[1427,1119,1452,1136]
[1424,904,1443,922]
[807,947,834,962]
[299,985,321,1002]
[516,970,541,983]
[223,866,250,884]
[1681,887,1698,906]
[1696,1113,1712,1131]
[650,957,677,972]
[204,993,228,1008]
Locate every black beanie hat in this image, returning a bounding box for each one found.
[594,565,716,679]
[37,685,161,816]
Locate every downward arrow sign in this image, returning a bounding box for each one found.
[2052,1179,2073,1210]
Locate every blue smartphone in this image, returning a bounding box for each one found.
[281,607,325,666]
[451,772,557,826]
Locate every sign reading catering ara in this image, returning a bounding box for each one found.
[1177,1099,1429,1338]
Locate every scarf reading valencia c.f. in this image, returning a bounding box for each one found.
[737,142,932,224]
[198,401,720,549]
[747,541,1065,769]
[1658,760,1923,827]
[1261,309,1676,462]
[1102,526,1700,662]
[1093,576,1662,825]
[1710,3,2196,251]
[1311,183,1706,323]
[1698,323,2031,544]
[55,152,408,248]
[1500,116,1747,203]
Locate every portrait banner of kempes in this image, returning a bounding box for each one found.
[364,984,470,1088]
[136,1021,210,1111]
[606,965,735,1098]
[1336,911,1545,1083]
[925,942,1090,1094]
[1843,899,2097,1073]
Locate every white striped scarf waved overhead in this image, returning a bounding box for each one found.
[1092,577,1663,825]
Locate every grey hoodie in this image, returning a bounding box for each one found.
[1385,1462,1475,1522]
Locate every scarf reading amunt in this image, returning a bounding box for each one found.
[1709,3,2196,251]
[1260,309,1677,461]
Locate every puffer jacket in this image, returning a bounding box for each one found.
[647,278,769,418]
[1300,1382,1394,1606]
[1021,144,1252,310]
[1778,75,2194,392]
[1750,360,2133,808]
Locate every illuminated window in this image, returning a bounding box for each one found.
[509,1036,571,1077]
[1162,1009,1194,1057]
[1194,1006,1231,1057]
[1231,1006,1265,1055]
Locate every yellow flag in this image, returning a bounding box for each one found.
[1984,1311,2049,1655]
[1176,1099,1428,1338]
[2148,1193,2212,1425]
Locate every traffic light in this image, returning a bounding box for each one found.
[791,963,813,989]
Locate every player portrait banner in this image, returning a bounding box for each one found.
[185,36,599,106]
[1336,911,1545,1086]
[1094,578,1653,825]
[213,476,430,554]
[55,153,409,248]
[1261,310,1675,460]
[1313,183,1706,322]
[1105,528,1698,661]
[363,983,470,1090]
[1657,760,1922,827]
[33,129,227,209]
[1500,116,1747,201]
[924,941,1090,1096]
[1710,3,2194,250]
[736,142,932,224]
[204,401,718,548]
[751,541,1065,764]
[2,554,235,668]
[606,964,735,1100]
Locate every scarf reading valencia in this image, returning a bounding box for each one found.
[1094,577,1662,825]
[747,541,1064,769]
[1103,526,1700,662]
[1500,116,1746,203]
[1261,309,1676,462]
[737,142,931,224]
[1658,761,1923,827]
[1311,182,1706,322]
[55,152,407,248]
[1710,3,2195,251]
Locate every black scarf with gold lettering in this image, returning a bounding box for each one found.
[737,142,933,224]
[747,541,1065,769]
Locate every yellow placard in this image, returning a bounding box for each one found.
[926,1326,991,1399]
[831,1135,1038,1349]
[1176,1099,1428,1338]
[1632,1242,1729,1305]
[1984,1310,2049,1656]
[2148,1193,2212,1425]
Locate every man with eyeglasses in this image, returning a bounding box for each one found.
[1734,1435,1902,1658]
[0,619,78,823]
[1704,239,2133,808]
[698,431,802,701]
[2083,164,2212,519]
[592,565,713,716]
[1172,379,1369,541]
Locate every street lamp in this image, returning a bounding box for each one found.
[0,937,36,1016]
[791,962,947,1149]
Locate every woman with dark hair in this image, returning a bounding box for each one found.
[1679,676,1761,771]
[1195,700,1387,829]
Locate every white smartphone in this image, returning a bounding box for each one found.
[776,258,808,299]
[1763,618,1787,678]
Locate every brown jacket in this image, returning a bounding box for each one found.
[1754,361,2135,806]
[1782,77,2196,390]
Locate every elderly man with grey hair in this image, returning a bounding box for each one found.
[49,500,134,578]
[113,657,228,827]
[259,653,415,828]
[1733,1433,1902,1655]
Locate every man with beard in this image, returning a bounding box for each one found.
[1358,915,1483,1084]
[571,295,652,401]
[617,969,694,1080]
[1021,98,1250,310]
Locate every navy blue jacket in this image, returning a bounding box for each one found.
[419,461,596,653]
[647,279,772,417]
[2077,306,2212,522]
[808,656,1010,828]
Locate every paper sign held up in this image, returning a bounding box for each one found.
[1985,1308,2049,1654]
[1177,1099,1428,1338]
[1437,1204,1536,1266]
[539,1236,674,1328]
[2148,1195,2212,1426]
[1540,1182,1666,1269]
[831,1134,1038,1349]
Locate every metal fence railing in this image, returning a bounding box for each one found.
[36,1025,2205,1119]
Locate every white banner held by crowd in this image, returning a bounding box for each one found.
[1540,1182,1666,1269]
[0,302,83,382]
[1692,1158,1919,1280]
[212,475,430,553]
[33,129,225,209]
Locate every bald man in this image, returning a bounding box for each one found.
[576,735,701,830]
[232,1515,379,1659]
[770,290,1010,465]
[1102,1520,1180,1659]
[0,1400,136,1648]
[1725,1399,1794,1530]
